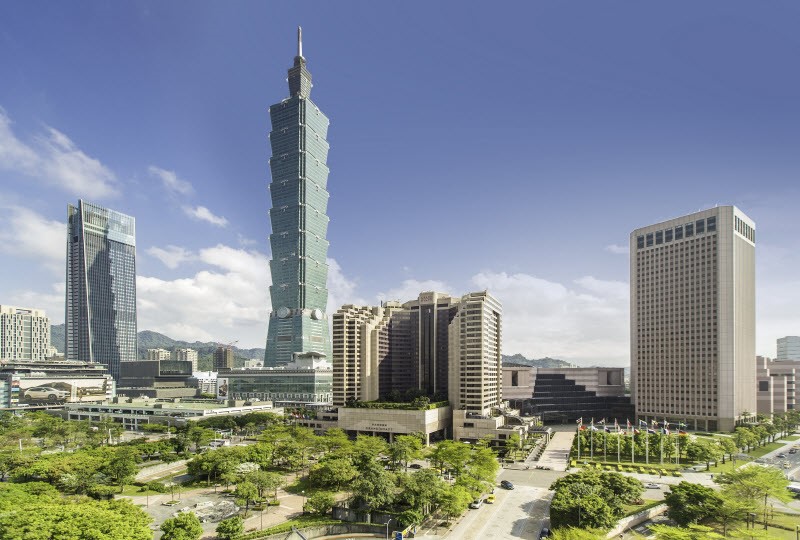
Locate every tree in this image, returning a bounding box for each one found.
[549,469,641,529]
[390,434,423,471]
[104,447,140,492]
[649,524,724,539]
[248,469,284,500]
[216,516,244,540]
[685,438,722,470]
[398,469,446,515]
[161,511,203,540]
[664,482,723,526]
[351,435,389,468]
[716,437,737,464]
[438,484,472,521]
[306,491,335,515]
[504,433,522,460]
[187,426,214,451]
[308,457,358,490]
[550,529,606,540]
[716,466,791,530]
[351,460,395,511]
[234,480,259,516]
[733,427,756,452]
[711,493,753,537]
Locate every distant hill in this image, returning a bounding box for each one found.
[50,324,264,370]
[501,353,574,368]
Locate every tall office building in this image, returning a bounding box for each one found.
[0,306,50,361]
[630,206,756,431]
[264,28,332,367]
[214,346,234,371]
[66,200,137,381]
[174,348,199,372]
[332,291,502,414]
[777,337,800,361]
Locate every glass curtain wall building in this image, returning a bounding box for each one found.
[65,200,137,381]
[264,28,332,366]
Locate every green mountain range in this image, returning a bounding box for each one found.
[51,324,575,371]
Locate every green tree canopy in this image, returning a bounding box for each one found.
[216,516,244,540]
[664,482,723,526]
[161,511,203,540]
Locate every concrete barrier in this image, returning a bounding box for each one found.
[606,503,667,538]
[244,523,385,540]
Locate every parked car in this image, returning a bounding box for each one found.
[23,386,69,401]
[409,463,422,469]
[500,480,514,490]
[644,483,661,489]
[539,527,551,538]
[486,494,495,503]
[469,498,484,509]
[789,449,797,454]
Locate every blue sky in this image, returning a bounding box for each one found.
[1,2,798,365]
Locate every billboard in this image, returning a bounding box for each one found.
[10,376,114,405]
[217,378,229,399]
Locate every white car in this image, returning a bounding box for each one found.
[644,483,661,489]
[23,386,69,401]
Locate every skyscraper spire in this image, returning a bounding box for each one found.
[288,27,312,98]
[297,26,303,58]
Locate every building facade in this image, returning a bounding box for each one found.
[117,359,195,399]
[756,356,799,416]
[0,359,114,408]
[221,362,333,408]
[147,348,171,361]
[174,348,199,372]
[66,200,137,381]
[264,28,332,367]
[214,347,234,371]
[0,305,50,361]
[777,337,800,361]
[631,206,756,431]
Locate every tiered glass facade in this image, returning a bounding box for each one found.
[265,31,332,366]
[66,200,137,381]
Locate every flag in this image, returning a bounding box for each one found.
[662,427,670,435]
[651,419,658,427]
[647,428,657,435]
[604,427,612,433]
[662,419,670,428]
[626,419,632,429]
[678,422,687,428]
[678,430,687,435]
[598,418,606,425]
[576,417,583,425]
[639,420,648,428]
[634,428,641,435]
[579,425,587,431]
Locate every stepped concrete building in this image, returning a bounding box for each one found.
[0,306,50,361]
[66,200,137,381]
[264,28,332,367]
[631,206,756,431]
[174,348,199,372]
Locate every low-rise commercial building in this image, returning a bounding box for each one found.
[117,359,196,399]
[756,356,799,416]
[503,365,633,424]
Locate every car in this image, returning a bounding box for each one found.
[500,480,514,490]
[469,498,484,509]
[777,453,787,458]
[644,483,661,489]
[23,386,69,401]
[784,463,792,469]
[486,494,495,504]
[539,527,551,538]
[789,449,797,454]
[409,463,422,469]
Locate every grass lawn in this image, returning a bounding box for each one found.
[781,434,800,442]
[574,458,687,473]
[706,459,739,474]
[748,442,784,458]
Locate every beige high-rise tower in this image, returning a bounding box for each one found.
[630,206,756,432]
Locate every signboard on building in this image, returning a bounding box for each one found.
[10,376,113,405]
[217,378,229,399]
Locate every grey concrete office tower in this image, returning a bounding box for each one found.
[66,200,137,381]
[264,28,332,367]
[630,206,756,432]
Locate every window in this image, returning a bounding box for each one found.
[707,216,716,232]
[637,236,645,249]
[656,231,663,244]
[665,229,673,242]
[675,226,683,240]
[646,233,654,247]
[758,381,769,392]
[696,219,705,234]
[685,223,694,237]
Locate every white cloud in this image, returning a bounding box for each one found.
[146,245,194,269]
[376,279,451,304]
[0,205,64,273]
[182,205,228,227]
[471,271,629,366]
[148,165,194,196]
[0,108,118,198]
[7,282,65,325]
[138,242,361,348]
[605,244,629,255]
[137,245,270,346]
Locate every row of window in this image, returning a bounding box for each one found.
[637,217,717,249]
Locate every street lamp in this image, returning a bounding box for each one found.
[301,490,305,514]
[385,519,392,540]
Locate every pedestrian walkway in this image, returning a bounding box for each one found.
[536,432,573,471]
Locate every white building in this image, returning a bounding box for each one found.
[146,348,171,361]
[174,348,199,372]
[777,337,800,361]
[0,305,51,361]
[631,206,756,431]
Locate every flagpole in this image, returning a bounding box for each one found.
[660,431,664,465]
[616,420,621,464]
[645,421,649,465]
[577,425,581,461]
[590,419,594,460]
[604,428,607,462]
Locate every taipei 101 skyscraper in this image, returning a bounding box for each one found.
[264,28,332,366]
